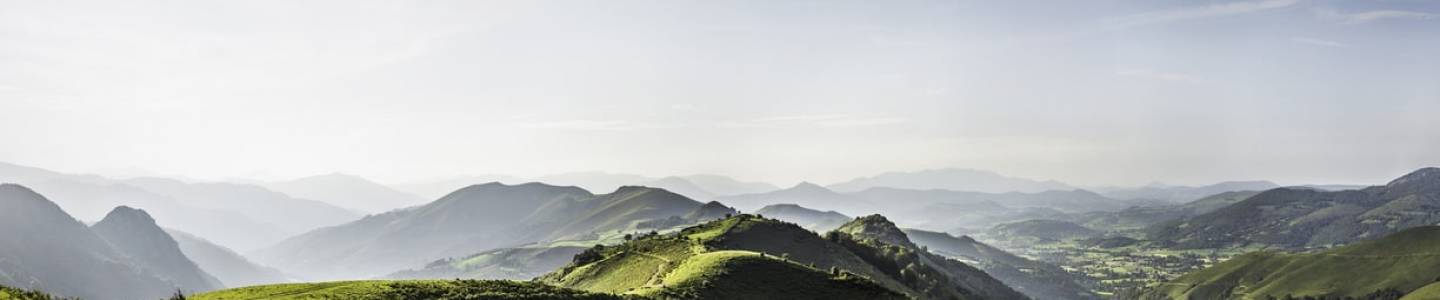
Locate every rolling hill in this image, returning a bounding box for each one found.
[537,214,957,299]
[253,183,722,280]
[1147,167,1440,249]
[1131,226,1440,300]
[0,184,210,300]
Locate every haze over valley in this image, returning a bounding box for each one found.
[3,0,1438,299]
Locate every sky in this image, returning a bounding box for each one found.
[1,0,1437,187]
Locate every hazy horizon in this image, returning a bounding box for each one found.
[3,0,1438,187]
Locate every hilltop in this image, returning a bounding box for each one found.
[539,214,1027,299]
[1132,226,1440,300]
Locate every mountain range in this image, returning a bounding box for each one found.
[1094,181,1279,204]
[0,162,360,251]
[1147,167,1440,249]
[0,184,221,300]
[252,183,734,280]
[396,172,781,201]
[718,182,1134,233]
[827,168,1076,194]
[262,173,428,214]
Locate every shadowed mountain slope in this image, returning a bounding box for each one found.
[0,184,204,300]
[906,229,1098,300]
[167,229,290,288]
[254,183,715,280]
[1147,167,1440,249]
[90,206,223,293]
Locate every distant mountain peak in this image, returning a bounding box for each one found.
[786,181,833,193]
[97,205,157,226]
[685,201,738,221]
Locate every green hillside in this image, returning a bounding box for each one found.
[1133,226,1440,300]
[538,214,924,299]
[189,280,621,300]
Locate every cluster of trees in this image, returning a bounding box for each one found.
[376,280,624,300]
[1260,288,1407,300]
[824,231,967,299]
[0,285,68,300]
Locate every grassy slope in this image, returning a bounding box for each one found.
[1141,226,1440,300]
[190,280,621,300]
[648,251,904,300]
[1401,282,1440,300]
[539,215,907,299]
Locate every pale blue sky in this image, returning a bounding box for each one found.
[1,0,1437,186]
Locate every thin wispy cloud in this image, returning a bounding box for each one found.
[514,120,640,131]
[1114,67,1208,85]
[1290,37,1351,48]
[1104,0,1302,28]
[721,114,909,129]
[1315,8,1440,24]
